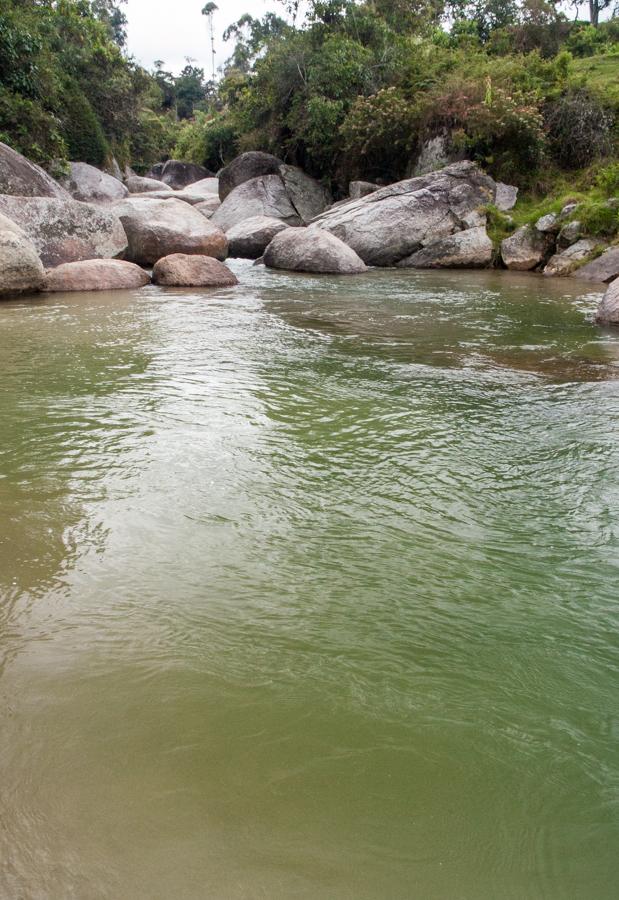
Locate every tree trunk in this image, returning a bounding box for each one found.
[589,0,599,26]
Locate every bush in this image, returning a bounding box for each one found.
[595,162,619,198]
[173,113,239,170]
[340,88,418,180]
[0,87,66,163]
[545,89,614,169]
[60,80,109,165]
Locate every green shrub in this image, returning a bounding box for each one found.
[545,89,614,169]
[0,87,66,163]
[60,80,109,165]
[595,162,619,198]
[173,113,239,170]
[573,200,619,237]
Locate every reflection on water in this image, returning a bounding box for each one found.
[1,265,618,899]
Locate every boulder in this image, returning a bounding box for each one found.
[413,135,450,177]
[105,157,123,182]
[113,197,227,265]
[0,141,69,199]
[43,259,151,292]
[279,165,331,223]
[152,253,238,287]
[60,162,129,203]
[124,190,206,206]
[126,175,172,194]
[573,248,619,284]
[194,197,221,219]
[397,226,493,268]
[181,177,219,196]
[501,225,550,271]
[159,160,214,190]
[495,182,518,212]
[218,151,283,201]
[535,213,559,233]
[0,195,127,267]
[211,175,301,233]
[145,162,165,181]
[349,181,380,200]
[557,220,582,249]
[264,227,368,274]
[595,278,619,325]
[312,161,499,267]
[0,212,45,297]
[227,215,290,259]
[543,239,599,277]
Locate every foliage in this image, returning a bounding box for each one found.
[544,89,614,169]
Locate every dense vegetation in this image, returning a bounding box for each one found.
[0,0,617,207]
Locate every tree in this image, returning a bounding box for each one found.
[175,60,207,119]
[202,3,218,80]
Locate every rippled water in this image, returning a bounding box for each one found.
[1,263,618,899]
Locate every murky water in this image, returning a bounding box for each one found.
[1,263,618,899]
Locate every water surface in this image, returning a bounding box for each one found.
[1,264,618,899]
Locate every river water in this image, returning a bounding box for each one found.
[0,262,618,899]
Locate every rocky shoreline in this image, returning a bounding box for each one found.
[1,143,618,323]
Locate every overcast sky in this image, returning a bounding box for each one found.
[125,0,304,76]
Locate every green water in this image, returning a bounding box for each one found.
[1,263,618,899]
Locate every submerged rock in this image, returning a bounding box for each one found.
[596,278,619,325]
[573,247,619,284]
[501,225,550,271]
[43,259,150,292]
[218,151,283,201]
[60,162,128,203]
[0,212,45,297]
[397,226,493,268]
[114,197,228,265]
[0,195,127,267]
[152,253,238,287]
[543,239,599,277]
[226,215,290,259]
[211,175,301,233]
[312,161,499,266]
[264,227,368,274]
[0,141,69,199]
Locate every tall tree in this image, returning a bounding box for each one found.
[202,3,218,81]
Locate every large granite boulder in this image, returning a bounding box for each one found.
[279,165,331,223]
[312,161,499,266]
[211,175,301,233]
[264,227,367,274]
[227,215,289,259]
[182,177,219,196]
[60,162,128,203]
[397,226,493,268]
[0,212,45,297]
[145,162,165,180]
[595,278,619,325]
[152,254,238,287]
[113,198,227,265]
[543,239,599,277]
[43,259,150,292]
[349,181,380,200]
[573,248,619,284]
[218,151,283,201]
[0,141,69,199]
[0,196,127,267]
[501,225,550,271]
[126,175,172,194]
[159,160,214,190]
[195,197,221,219]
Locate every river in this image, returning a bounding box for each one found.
[0,262,618,899]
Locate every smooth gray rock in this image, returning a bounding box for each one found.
[264,227,368,274]
[160,160,214,190]
[596,278,619,325]
[312,161,499,267]
[152,253,238,287]
[543,239,599,277]
[397,226,493,268]
[0,195,127,267]
[211,175,301,233]
[413,135,450,177]
[181,178,219,196]
[501,225,550,271]
[113,197,228,265]
[495,182,518,212]
[126,175,172,193]
[0,212,45,296]
[60,162,129,203]
[0,141,69,199]
[557,220,582,248]
[227,215,289,259]
[349,181,379,200]
[194,196,221,219]
[43,259,150,292]
[573,247,619,283]
[279,165,331,223]
[218,152,283,201]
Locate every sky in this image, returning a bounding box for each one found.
[124,0,305,76]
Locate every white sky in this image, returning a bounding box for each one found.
[125,0,305,76]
